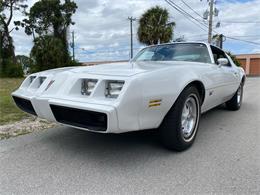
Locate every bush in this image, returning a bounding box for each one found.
[5,63,24,77]
[67,60,81,66]
[0,58,24,78]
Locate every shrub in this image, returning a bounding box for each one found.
[0,58,24,78]
[4,63,24,77]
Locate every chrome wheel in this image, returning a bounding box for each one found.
[159,86,201,151]
[181,95,199,142]
[225,82,244,111]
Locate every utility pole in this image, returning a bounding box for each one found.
[71,31,75,61]
[128,17,136,59]
[208,0,214,44]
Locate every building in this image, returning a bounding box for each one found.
[82,60,128,66]
[236,54,260,76]
[82,54,260,76]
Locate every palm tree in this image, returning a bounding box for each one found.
[137,6,175,45]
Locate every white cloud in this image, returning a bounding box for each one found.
[252,48,260,53]
[9,0,260,62]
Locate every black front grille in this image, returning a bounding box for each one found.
[12,96,37,116]
[50,105,107,131]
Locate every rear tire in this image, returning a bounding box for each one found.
[226,83,243,111]
[159,86,201,151]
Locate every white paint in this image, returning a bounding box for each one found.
[12,42,245,133]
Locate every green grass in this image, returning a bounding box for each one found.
[0,78,30,125]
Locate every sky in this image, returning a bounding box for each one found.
[9,0,260,62]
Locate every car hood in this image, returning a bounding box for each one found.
[69,61,198,77]
[39,61,203,77]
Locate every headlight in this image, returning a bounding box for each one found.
[105,81,125,98]
[81,79,97,95]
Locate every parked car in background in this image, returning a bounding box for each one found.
[12,42,245,151]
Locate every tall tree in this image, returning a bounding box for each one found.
[16,0,77,71]
[0,0,27,59]
[30,35,69,72]
[137,6,175,45]
[0,0,27,76]
[22,0,77,49]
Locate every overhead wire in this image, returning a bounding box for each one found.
[165,0,220,35]
[164,0,209,32]
[165,0,260,47]
[225,36,260,46]
[180,0,205,20]
[228,35,260,38]
[221,21,260,24]
[78,1,260,57]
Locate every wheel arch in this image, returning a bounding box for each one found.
[181,80,206,106]
[160,80,205,127]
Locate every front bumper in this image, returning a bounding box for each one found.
[12,94,120,133]
[11,72,163,133]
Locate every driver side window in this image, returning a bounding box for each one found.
[210,46,231,66]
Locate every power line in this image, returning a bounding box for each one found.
[221,21,260,24]
[229,35,260,38]
[180,0,204,20]
[164,0,209,32]
[167,0,209,29]
[225,36,260,46]
[165,0,220,44]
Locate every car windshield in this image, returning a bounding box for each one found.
[133,43,211,63]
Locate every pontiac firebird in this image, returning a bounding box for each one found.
[12,42,245,151]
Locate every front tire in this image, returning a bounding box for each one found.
[159,86,201,151]
[226,83,243,111]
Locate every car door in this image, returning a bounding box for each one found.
[201,46,239,112]
[201,62,228,111]
[219,55,240,100]
[210,46,239,102]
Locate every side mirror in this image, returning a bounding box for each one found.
[217,58,228,66]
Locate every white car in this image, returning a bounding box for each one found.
[12,42,245,151]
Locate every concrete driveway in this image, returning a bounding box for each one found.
[0,78,259,194]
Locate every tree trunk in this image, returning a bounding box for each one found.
[1,18,16,63]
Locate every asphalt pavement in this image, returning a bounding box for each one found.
[0,78,259,194]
